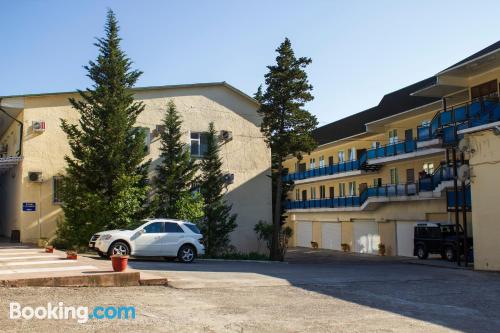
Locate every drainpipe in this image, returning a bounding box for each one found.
[0,98,23,157]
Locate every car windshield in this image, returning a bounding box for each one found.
[441,225,458,236]
[184,223,201,234]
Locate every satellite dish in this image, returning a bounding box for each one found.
[457,164,470,182]
[458,138,470,153]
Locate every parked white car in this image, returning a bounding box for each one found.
[89,219,205,263]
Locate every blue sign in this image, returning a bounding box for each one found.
[22,202,36,212]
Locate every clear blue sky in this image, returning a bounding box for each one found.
[1,1,499,126]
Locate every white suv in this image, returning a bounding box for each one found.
[89,219,205,263]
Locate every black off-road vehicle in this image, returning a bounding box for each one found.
[413,223,473,261]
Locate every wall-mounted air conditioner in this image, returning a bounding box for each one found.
[28,171,43,182]
[32,121,46,133]
[223,173,235,185]
[219,130,233,142]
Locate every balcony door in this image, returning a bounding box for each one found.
[405,129,413,141]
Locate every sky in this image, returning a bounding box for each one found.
[1,0,499,127]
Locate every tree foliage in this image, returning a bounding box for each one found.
[58,10,150,246]
[199,123,237,256]
[257,38,318,260]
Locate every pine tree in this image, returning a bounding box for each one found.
[58,10,150,247]
[257,38,318,260]
[199,122,237,256]
[154,100,199,218]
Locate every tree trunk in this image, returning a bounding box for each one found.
[270,163,283,261]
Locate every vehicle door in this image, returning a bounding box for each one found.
[162,222,186,256]
[132,222,165,256]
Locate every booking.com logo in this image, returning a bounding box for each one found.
[9,302,136,323]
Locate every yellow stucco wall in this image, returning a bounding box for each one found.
[467,130,500,271]
[10,84,272,252]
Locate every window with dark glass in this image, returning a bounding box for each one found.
[164,222,184,233]
[471,79,498,99]
[190,132,209,156]
[144,222,163,233]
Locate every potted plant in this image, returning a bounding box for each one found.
[341,243,350,252]
[45,245,54,253]
[378,243,386,256]
[38,237,49,248]
[66,250,78,260]
[111,254,129,272]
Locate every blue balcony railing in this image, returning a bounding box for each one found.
[447,186,471,211]
[418,164,455,191]
[283,152,367,182]
[367,140,417,160]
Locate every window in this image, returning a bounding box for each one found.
[348,181,356,196]
[144,222,163,233]
[309,158,316,169]
[372,141,380,149]
[390,168,399,184]
[298,163,306,172]
[406,168,415,183]
[373,178,382,187]
[339,183,346,197]
[319,185,326,199]
[328,156,334,165]
[164,222,184,233]
[319,156,325,168]
[310,187,317,199]
[329,186,335,198]
[134,127,151,154]
[184,223,201,234]
[338,151,345,163]
[295,189,300,200]
[471,79,498,99]
[301,190,307,201]
[53,176,63,204]
[388,129,398,144]
[421,120,430,127]
[423,163,434,174]
[348,148,356,161]
[190,132,209,156]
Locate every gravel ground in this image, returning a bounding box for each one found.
[0,284,483,333]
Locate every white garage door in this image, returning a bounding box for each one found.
[353,221,380,254]
[321,223,341,250]
[296,222,313,248]
[396,222,416,257]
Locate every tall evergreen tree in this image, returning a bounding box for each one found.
[199,122,237,256]
[257,38,318,260]
[154,100,199,218]
[58,10,150,247]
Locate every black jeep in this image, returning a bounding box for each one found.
[413,223,473,261]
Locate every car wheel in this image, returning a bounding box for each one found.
[177,244,196,263]
[416,245,428,259]
[108,241,130,257]
[444,246,457,262]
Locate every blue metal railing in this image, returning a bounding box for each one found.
[418,164,455,191]
[283,152,367,182]
[367,140,417,159]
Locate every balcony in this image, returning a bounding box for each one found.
[365,139,443,165]
[283,153,368,183]
[418,164,455,192]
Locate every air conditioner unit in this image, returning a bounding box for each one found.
[458,138,469,152]
[457,165,470,182]
[219,130,233,142]
[32,121,46,132]
[28,171,43,182]
[152,124,166,138]
[223,173,235,185]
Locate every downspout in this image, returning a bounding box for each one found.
[0,98,23,157]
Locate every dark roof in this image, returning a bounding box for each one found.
[313,77,438,145]
[444,40,500,71]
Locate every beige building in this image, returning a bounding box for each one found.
[0,82,272,252]
[284,41,500,270]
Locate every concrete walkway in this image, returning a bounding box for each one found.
[0,242,166,287]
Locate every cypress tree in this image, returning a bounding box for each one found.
[199,123,237,256]
[154,100,199,218]
[58,10,150,247]
[257,38,318,260]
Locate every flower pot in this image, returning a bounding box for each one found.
[45,246,54,253]
[66,252,78,260]
[111,255,128,272]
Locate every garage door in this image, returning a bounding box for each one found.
[296,222,312,248]
[353,221,380,254]
[321,222,341,250]
[396,222,416,257]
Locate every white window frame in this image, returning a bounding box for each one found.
[319,185,326,199]
[348,181,357,197]
[319,156,324,168]
[339,183,346,197]
[390,168,399,184]
[389,129,398,144]
[310,187,316,200]
[53,176,64,204]
[190,131,209,157]
[423,162,434,174]
[309,158,316,170]
[338,151,345,163]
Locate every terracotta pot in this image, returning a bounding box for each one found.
[111,255,128,272]
[45,246,54,253]
[66,252,77,260]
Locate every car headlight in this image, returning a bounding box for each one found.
[100,234,112,240]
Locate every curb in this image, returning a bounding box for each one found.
[198,258,288,264]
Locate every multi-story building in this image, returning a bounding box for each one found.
[0,82,272,252]
[284,41,500,270]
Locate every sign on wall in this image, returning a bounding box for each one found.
[22,202,36,212]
